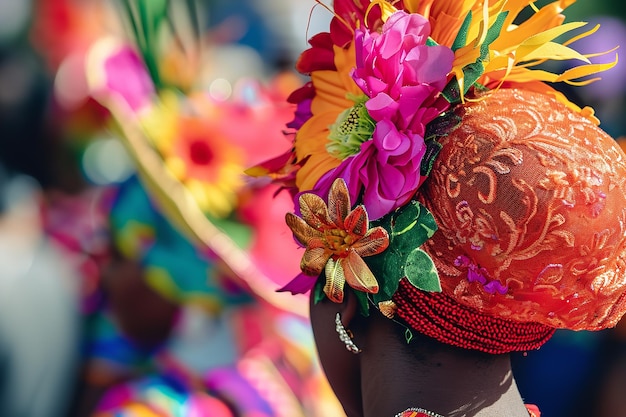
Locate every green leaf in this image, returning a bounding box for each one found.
[442,10,509,105]
[369,248,403,304]
[185,0,201,41]
[119,0,144,50]
[451,11,473,52]
[421,116,459,184]
[137,0,168,37]
[137,0,168,87]
[405,328,414,344]
[165,0,202,68]
[419,137,442,177]
[442,61,485,103]
[463,61,486,89]
[480,11,508,60]
[367,202,439,303]
[404,248,441,292]
[441,80,462,104]
[118,0,170,89]
[313,278,326,305]
[425,113,462,141]
[391,201,437,251]
[354,290,371,317]
[392,201,420,237]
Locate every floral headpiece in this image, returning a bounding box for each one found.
[252,0,621,319]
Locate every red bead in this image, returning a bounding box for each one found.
[392,279,555,354]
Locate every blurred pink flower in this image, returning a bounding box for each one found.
[102,45,155,112]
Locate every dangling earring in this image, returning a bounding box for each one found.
[335,312,361,354]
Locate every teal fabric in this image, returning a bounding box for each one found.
[109,176,252,308]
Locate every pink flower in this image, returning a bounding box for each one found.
[313,119,425,220]
[352,11,453,133]
[103,46,155,111]
[311,12,454,220]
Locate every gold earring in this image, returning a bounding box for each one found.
[335,312,361,354]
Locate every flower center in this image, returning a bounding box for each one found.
[327,95,375,159]
[324,228,356,256]
[189,140,215,165]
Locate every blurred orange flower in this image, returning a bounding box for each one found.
[141,92,246,218]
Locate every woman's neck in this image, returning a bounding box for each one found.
[358,325,530,417]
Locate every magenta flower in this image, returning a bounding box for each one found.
[314,119,425,220]
[279,271,318,295]
[104,46,155,111]
[312,11,454,220]
[352,11,453,133]
[286,83,314,130]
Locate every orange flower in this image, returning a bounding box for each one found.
[404,0,480,47]
[294,43,364,191]
[285,178,389,303]
[411,0,617,108]
[141,92,245,217]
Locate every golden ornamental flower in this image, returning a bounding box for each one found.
[285,178,389,303]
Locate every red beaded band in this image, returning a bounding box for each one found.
[392,279,555,354]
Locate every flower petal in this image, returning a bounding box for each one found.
[302,247,332,276]
[307,237,327,249]
[328,178,351,228]
[246,149,295,178]
[324,258,346,303]
[353,226,390,257]
[296,33,336,74]
[299,193,333,229]
[285,212,323,246]
[95,41,155,112]
[342,250,380,294]
[296,152,342,192]
[311,69,357,114]
[278,272,318,295]
[365,92,399,121]
[340,250,378,294]
[343,205,369,238]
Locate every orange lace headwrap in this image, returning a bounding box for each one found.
[392,88,626,353]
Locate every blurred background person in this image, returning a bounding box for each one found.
[0,0,82,416]
[25,0,344,416]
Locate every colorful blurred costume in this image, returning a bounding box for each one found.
[32,1,344,415]
[85,177,334,417]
